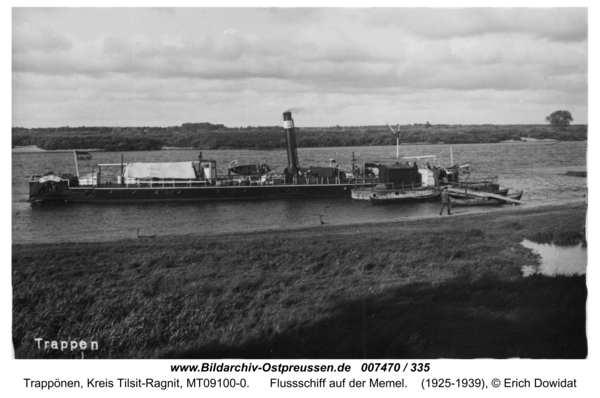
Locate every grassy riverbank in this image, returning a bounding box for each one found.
[12,202,587,359]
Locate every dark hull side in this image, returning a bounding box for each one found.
[29,181,355,203]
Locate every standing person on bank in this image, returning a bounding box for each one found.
[440,186,452,215]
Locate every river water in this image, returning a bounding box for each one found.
[521,239,587,277]
[12,142,587,244]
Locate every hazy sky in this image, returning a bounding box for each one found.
[12,7,588,128]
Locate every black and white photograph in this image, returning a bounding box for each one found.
[8,3,594,390]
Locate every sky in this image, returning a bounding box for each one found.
[12,7,589,128]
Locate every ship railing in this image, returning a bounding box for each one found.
[78,177,210,188]
[216,174,353,186]
[125,179,209,188]
[218,175,266,186]
[352,177,378,185]
[291,176,342,185]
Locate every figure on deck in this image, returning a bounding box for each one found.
[439,168,447,183]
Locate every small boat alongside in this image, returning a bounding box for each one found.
[448,185,509,198]
[228,160,272,176]
[445,177,508,197]
[447,188,524,206]
[369,187,440,205]
[521,137,559,143]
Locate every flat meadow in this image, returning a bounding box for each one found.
[12,202,587,359]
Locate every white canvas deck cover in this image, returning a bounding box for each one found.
[123,162,197,179]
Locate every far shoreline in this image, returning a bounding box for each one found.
[12,140,588,154]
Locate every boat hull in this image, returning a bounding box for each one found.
[352,187,377,201]
[369,189,440,205]
[452,191,523,206]
[445,181,508,197]
[28,181,356,203]
[449,187,508,199]
[228,164,272,175]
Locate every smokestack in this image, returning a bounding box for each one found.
[283,111,300,175]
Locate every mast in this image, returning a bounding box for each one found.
[386,122,400,159]
[73,151,79,177]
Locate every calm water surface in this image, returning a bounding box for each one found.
[12,142,587,244]
[521,239,587,277]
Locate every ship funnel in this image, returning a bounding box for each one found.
[283,111,300,175]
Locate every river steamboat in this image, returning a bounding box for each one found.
[28,112,366,203]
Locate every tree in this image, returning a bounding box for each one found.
[546,110,573,127]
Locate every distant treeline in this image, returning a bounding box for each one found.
[12,123,587,151]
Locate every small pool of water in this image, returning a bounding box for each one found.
[521,239,586,277]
